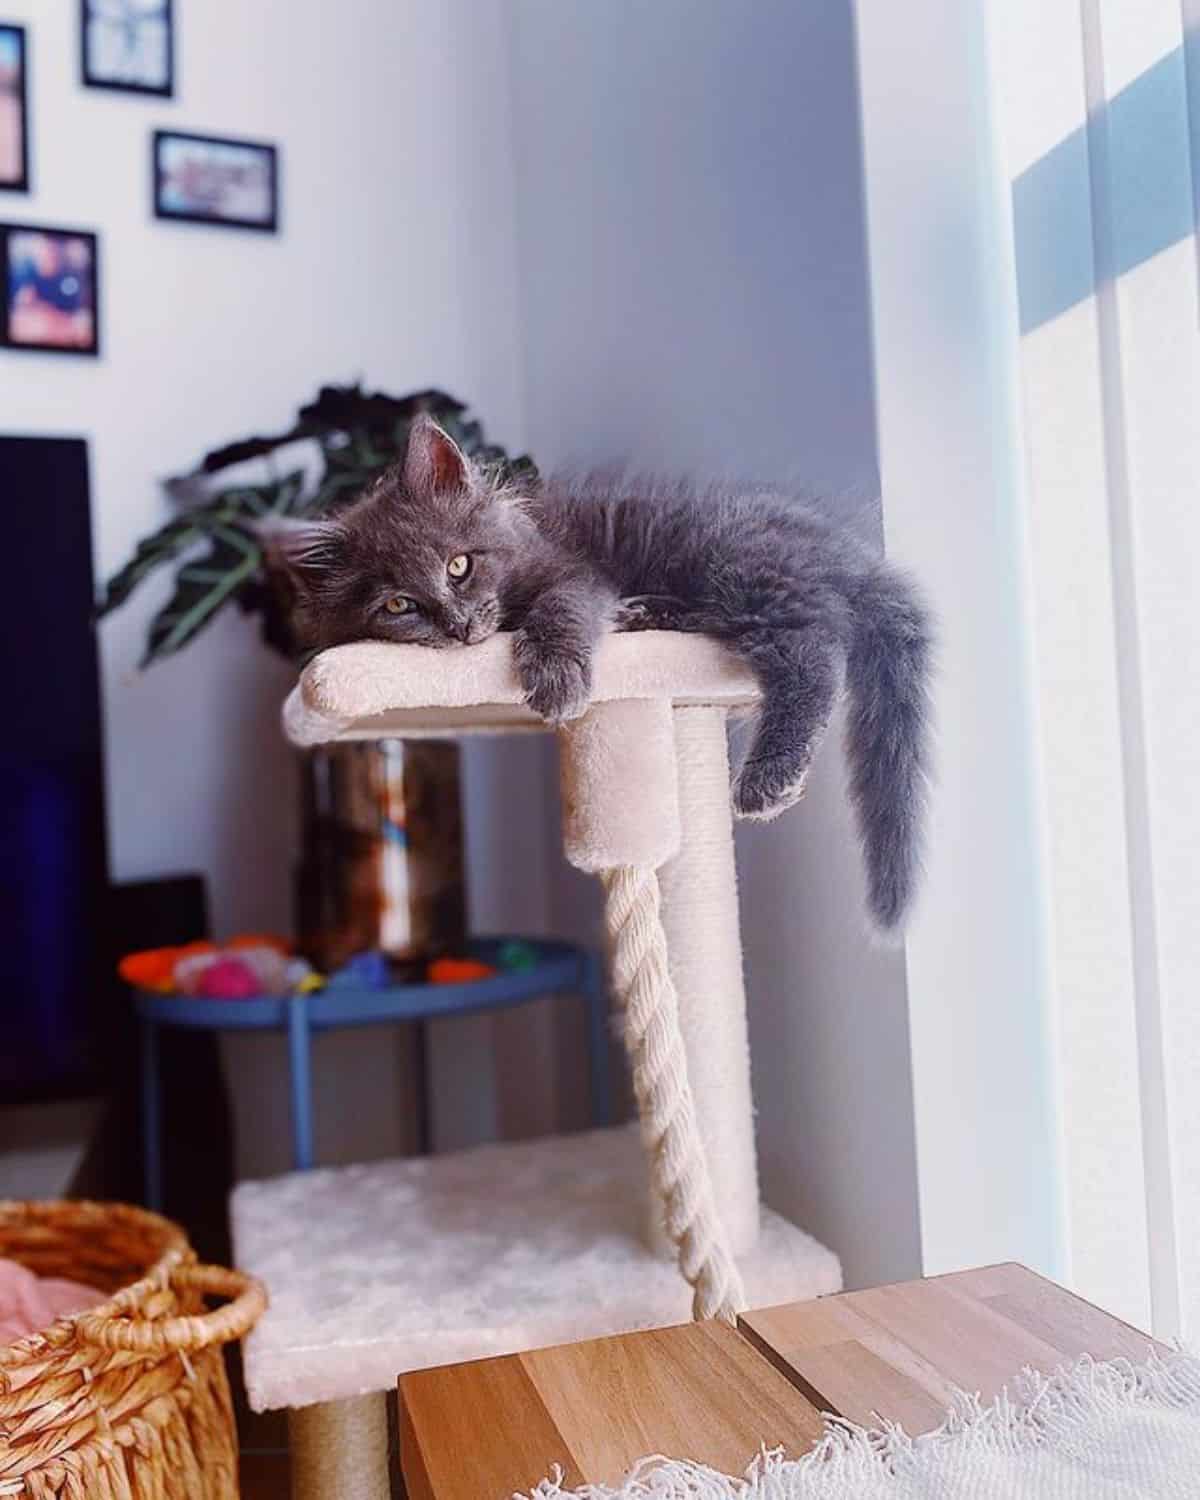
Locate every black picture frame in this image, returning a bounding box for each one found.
[81,0,174,99]
[152,129,279,234]
[0,23,29,193]
[0,222,101,357]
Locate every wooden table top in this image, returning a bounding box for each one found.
[398,1263,1158,1500]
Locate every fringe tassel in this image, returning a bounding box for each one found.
[517,1350,1200,1499]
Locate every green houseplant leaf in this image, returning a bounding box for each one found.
[96,474,306,617]
[135,472,308,666]
[142,526,262,666]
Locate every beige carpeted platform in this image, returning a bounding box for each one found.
[283,631,760,742]
[231,1126,841,1411]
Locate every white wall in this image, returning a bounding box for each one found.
[0,0,550,1176]
[506,0,922,1289]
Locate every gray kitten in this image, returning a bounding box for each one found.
[269,416,932,931]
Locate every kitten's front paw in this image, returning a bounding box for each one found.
[517,645,592,724]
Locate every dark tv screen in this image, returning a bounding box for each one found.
[0,436,108,1094]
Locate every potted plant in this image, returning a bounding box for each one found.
[99,385,537,972]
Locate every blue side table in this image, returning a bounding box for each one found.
[133,935,611,1211]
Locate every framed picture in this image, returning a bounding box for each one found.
[0,224,100,356]
[153,129,279,233]
[0,24,28,192]
[81,0,173,97]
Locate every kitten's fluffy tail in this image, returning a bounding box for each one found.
[845,569,933,933]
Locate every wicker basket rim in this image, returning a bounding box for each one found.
[0,1200,252,1494]
[0,1197,191,1370]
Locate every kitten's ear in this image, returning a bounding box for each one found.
[404,414,471,498]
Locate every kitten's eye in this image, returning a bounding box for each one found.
[383,595,414,615]
[447,553,472,582]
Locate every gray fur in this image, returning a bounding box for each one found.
[273,417,934,931]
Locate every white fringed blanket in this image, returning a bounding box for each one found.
[521,1352,1200,1500]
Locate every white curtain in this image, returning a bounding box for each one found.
[989,0,1200,1340]
[855,0,1198,1341]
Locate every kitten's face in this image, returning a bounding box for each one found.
[268,418,530,655]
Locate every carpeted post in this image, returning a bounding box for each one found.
[560,700,748,1321]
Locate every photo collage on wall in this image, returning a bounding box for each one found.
[0,3,280,357]
[0,22,27,193]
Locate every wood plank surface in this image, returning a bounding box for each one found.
[739,1262,1159,1434]
[399,1319,824,1500]
[398,1264,1159,1498]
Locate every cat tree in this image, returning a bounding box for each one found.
[233,630,840,1500]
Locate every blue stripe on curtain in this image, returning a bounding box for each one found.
[1013,44,1197,333]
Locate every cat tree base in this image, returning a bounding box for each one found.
[237,1129,839,1499]
[232,1124,840,1410]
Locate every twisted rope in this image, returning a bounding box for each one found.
[600,864,746,1323]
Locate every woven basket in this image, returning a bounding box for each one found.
[0,1199,266,1499]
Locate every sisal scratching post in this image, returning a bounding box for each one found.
[288,1394,390,1500]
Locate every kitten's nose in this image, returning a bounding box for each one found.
[449,620,469,643]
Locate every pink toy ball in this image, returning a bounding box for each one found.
[196,957,261,999]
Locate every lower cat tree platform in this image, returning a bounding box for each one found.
[232,1126,840,1409]
[243,632,841,1500]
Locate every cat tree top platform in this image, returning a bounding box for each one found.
[231,1125,841,1411]
[283,632,759,744]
